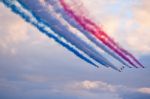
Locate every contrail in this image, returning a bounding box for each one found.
[1,0,100,68]
[2,0,121,71]
[17,0,121,71]
[1,0,144,71]
[59,0,143,68]
[46,0,130,68]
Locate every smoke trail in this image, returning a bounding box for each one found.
[18,0,122,71]
[2,0,120,71]
[46,0,130,68]
[1,0,100,68]
[120,49,144,68]
[59,0,142,68]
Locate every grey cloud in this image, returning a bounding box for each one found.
[121,92,150,99]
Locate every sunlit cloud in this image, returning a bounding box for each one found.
[0,3,52,55]
[138,88,150,94]
[66,80,150,96]
[80,0,150,55]
[70,80,116,92]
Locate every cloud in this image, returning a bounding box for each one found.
[70,80,116,92]
[0,4,52,55]
[63,80,150,99]
[23,75,49,83]
[0,4,29,55]
[48,80,120,99]
[79,0,150,55]
[1,77,149,99]
[0,1,150,99]
[0,4,29,43]
[128,0,150,54]
[138,88,150,94]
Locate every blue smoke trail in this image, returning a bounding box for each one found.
[17,0,120,70]
[1,0,99,68]
[45,0,130,68]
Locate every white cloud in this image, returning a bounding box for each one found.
[64,80,150,97]
[55,80,123,99]
[71,80,116,92]
[129,1,150,54]
[80,0,150,55]
[0,4,29,42]
[0,4,52,54]
[138,87,150,94]
[0,4,29,54]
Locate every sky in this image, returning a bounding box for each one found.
[0,0,150,99]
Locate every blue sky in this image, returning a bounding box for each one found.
[0,0,150,99]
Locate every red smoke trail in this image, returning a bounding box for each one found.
[120,49,144,68]
[59,0,143,68]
